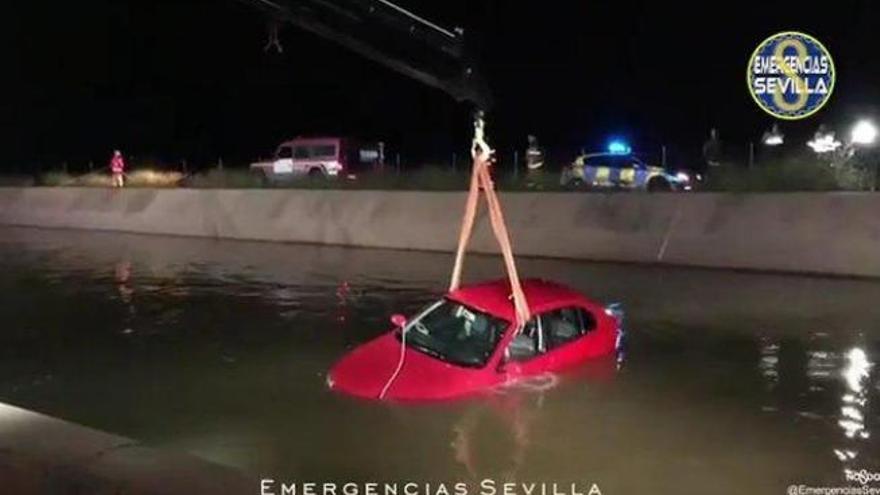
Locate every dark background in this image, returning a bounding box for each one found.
[1,0,878,173]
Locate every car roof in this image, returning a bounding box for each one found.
[583,152,641,159]
[279,137,342,147]
[447,278,594,323]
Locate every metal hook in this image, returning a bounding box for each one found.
[264,21,284,53]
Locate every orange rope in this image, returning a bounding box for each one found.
[449,153,531,326]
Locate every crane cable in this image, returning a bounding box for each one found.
[449,112,531,327]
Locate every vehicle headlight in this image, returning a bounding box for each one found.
[675,172,690,182]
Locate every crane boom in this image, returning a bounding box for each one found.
[238,0,491,108]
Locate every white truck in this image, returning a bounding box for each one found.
[250,137,384,183]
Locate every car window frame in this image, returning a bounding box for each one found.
[506,315,545,363]
[584,154,611,168]
[609,155,635,170]
[504,305,597,362]
[542,306,586,350]
[277,145,293,159]
[400,298,512,369]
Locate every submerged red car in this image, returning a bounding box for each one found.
[328,278,624,401]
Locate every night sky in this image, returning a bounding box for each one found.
[2,0,879,172]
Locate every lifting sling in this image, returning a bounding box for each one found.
[449,113,531,327]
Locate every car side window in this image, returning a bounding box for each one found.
[293,146,309,159]
[507,317,542,362]
[609,156,633,169]
[584,155,608,168]
[507,307,597,361]
[278,146,293,159]
[542,307,596,350]
[311,145,338,159]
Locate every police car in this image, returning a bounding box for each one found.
[560,142,693,192]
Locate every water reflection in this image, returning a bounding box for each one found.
[837,347,873,476]
[114,260,136,335]
[451,358,620,482]
[335,281,351,323]
[776,339,810,409]
[451,393,537,482]
[759,339,779,387]
[114,260,134,305]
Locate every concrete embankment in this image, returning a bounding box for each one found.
[0,401,254,494]
[1,187,878,277]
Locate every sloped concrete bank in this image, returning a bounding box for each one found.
[0,402,254,494]
[1,187,878,277]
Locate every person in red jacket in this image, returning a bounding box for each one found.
[110,150,125,187]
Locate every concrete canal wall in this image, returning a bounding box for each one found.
[1,187,878,277]
[0,401,254,493]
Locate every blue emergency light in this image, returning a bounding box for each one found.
[607,140,631,155]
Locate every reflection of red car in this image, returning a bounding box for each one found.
[328,279,623,401]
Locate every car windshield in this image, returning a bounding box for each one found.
[398,299,509,368]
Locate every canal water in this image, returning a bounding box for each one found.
[1,226,878,494]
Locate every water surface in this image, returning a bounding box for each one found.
[1,226,878,494]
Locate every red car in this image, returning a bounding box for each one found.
[328,278,624,401]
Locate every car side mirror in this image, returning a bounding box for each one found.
[390,314,407,329]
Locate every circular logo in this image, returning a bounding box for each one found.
[747,31,835,120]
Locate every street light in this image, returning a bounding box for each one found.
[847,120,879,192]
[851,120,877,146]
[763,134,784,146]
[762,123,784,146]
[807,128,842,154]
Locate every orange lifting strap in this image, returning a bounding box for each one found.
[449,113,531,327]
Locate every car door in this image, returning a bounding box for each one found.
[613,155,638,188]
[292,145,311,174]
[631,157,651,188]
[311,143,341,176]
[584,155,612,187]
[504,306,599,377]
[273,145,294,175]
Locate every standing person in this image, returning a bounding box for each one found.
[110,150,125,188]
[525,135,544,189]
[569,148,587,186]
[702,128,723,171]
[761,123,785,165]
